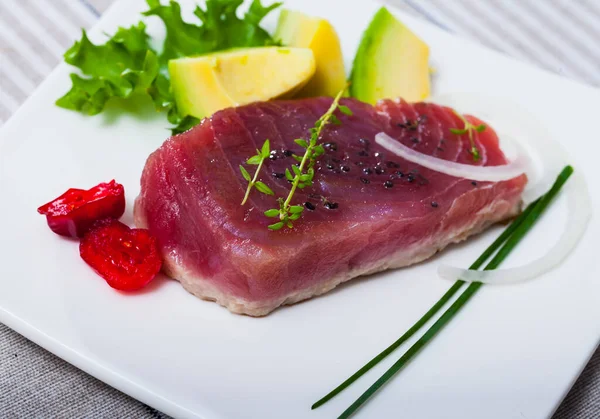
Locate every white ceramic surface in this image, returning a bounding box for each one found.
[1,0,599,418]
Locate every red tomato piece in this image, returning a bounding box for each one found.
[79,219,162,291]
[37,180,125,238]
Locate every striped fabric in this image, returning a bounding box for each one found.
[0,0,599,418]
[1,0,600,127]
[388,0,600,87]
[0,0,98,124]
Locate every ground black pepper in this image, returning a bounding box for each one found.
[324,142,337,151]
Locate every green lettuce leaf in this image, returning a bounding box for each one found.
[171,115,202,134]
[57,0,281,134]
[145,0,281,64]
[56,23,164,115]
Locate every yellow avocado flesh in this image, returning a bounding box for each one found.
[169,47,316,119]
[350,7,430,103]
[275,9,346,97]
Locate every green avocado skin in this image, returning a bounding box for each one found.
[350,7,396,103]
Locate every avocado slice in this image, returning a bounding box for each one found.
[169,47,316,119]
[350,7,430,103]
[275,9,346,97]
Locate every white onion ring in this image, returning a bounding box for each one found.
[374,132,528,182]
[428,92,592,285]
[429,92,566,205]
[438,172,591,284]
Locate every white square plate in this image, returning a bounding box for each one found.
[1,0,599,418]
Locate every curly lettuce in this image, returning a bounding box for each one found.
[56,0,281,134]
[145,0,281,63]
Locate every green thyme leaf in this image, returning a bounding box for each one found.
[268,221,285,231]
[289,212,302,221]
[295,139,309,148]
[330,114,342,125]
[450,109,483,161]
[246,155,262,165]
[255,181,274,195]
[289,205,304,214]
[292,154,304,162]
[261,139,271,158]
[449,128,467,135]
[239,165,251,181]
[285,168,293,181]
[264,209,280,217]
[292,165,302,176]
[338,105,353,116]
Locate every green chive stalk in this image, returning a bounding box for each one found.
[336,166,573,419]
[311,197,540,410]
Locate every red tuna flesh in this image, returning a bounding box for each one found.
[134,98,526,316]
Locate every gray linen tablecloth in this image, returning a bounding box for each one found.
[1,0,599,417]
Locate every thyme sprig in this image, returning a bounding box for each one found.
[449,109,486,161]
[240,139,273,206]
[265,88,351,231]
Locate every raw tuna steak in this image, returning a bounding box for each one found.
[135,98,526,316]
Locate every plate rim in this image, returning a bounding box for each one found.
[1,1,599,418]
